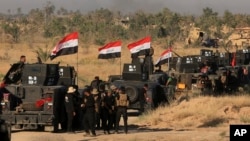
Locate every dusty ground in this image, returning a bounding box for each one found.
[11,121,229,141]
[10,95,250,141]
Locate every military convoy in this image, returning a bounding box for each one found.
[1,45,250,135]
[0,62,76,130]
[169,48,250,95]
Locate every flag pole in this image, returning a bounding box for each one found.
[120,55,122,79]
[168,57,170,71]
[76,48,79,85]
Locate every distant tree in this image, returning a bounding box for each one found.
[223,10,237,28]
[44,18,66,38]
[197,7,221,31]
[57,7,68,15]
[157,26,168,38]
[34,45,50,62]
[17,7,22,15]
[44,1,55,24]
[7,9,11,15]
[2,23,20,43]
[28,8,45,25]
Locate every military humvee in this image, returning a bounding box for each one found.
[0,62,76,130]
[109,56,169,113]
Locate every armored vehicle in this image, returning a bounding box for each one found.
[109,56,169,113]
[0,62,76,130]
[169,48,250,95]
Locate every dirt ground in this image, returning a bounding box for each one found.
[11,117,230,141]
[11,128,229,141]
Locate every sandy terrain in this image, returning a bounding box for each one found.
[8,91,250,141]
[11,121,229,141]
[10,95,250,141]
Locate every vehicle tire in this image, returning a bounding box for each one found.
[0,122,11,141]
[7,123,11,141]
[125,86,139,103]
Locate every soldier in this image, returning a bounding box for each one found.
[52,84,67,133]
[154,65,163,73]
[92,88,101,129]
[19,55,26,63]
[139,84,148,113]
[6,55,26,84]
[72,85,82,131]
[220,71,228,93]
[110,85,118,129]
[166,73,177,103]
[90,76,102,91]
[111,85,119,97]
[115,86,129,134]
[81,87,97,137]
[64,86,76,133]
[102,89,115,134]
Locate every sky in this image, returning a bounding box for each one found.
[0,0,250,15]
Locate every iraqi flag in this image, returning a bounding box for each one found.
[155,48,172,67]
[50,32,78,60]
[127,36,151,58]
[98,41,121,59]
[231,52,236,67]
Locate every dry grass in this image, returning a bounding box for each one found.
[136,95,250,129]
[240,115,250,123]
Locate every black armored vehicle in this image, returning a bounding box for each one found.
[0,62,76,130]
[109,55,169,112]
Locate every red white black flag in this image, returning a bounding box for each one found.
[155,48,172,66]
[50,32,78,60]
[127,36,151,58]
[98,41,122,59]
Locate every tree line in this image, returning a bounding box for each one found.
[1,2,250,47]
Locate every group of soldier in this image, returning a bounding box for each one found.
[197,65,250,95]
[53,76,129,137]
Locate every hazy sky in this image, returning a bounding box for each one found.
[0,0,250,15]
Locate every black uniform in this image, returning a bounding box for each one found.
[139,88,146,113]
[64,93,75,132]
[53,86,67,132]
[83,94,96,136]
[72,91,82,131]
[93,92,101,129]
[90,77,102,91]
[111,91,119,129]
[102,93,115,134]
[115,92,129,134]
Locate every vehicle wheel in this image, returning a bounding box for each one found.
[7,123,11,141]
[0,122,11,141]
[125,86,139,103]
